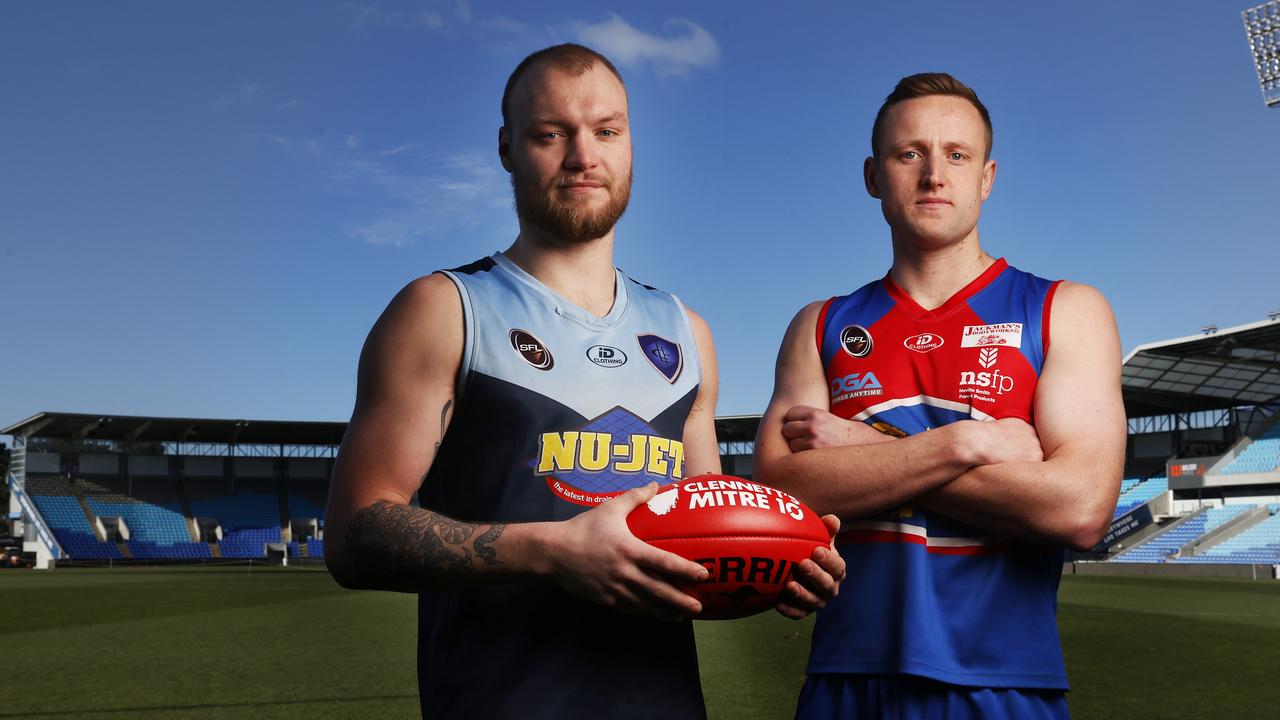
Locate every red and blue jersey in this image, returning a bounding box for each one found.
[809,258,1069,690]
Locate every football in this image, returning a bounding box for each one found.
[626,474,832,620]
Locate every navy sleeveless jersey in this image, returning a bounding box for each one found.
[810,258,1069,690]
[417,253,706,719]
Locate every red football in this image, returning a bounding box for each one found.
[626,474,831,620]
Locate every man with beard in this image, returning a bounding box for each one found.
[754,74,1125,718]
[325,44,845,719]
